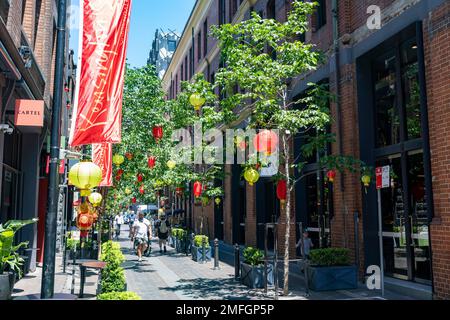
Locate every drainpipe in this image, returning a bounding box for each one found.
[332,0,348,248]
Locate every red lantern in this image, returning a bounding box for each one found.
[254,130,279,155]
[132,197,137,204]
[64,86,69,92]
[193,181,202,198]
[152,126,163,142]
[276,180,287,208]
[125,152,133,160]
[148,156,156,169]
[137,173,143,182]
[66,103,71,109]
[115,175,121,181]
[327,170,336,183]
[139,185,145,195]
[176,187,184,196]
[77,213,93,231]
[117,169,124,176]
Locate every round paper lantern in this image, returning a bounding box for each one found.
[125,188,132,195]
[152,126,163,142]
[113,154,124,166]
[115,175,121,182]
[189,93,206,111]
[69,161,102,191]
[244,168,260,186]
[132,197,137,204]
[117,169,124,176]
[77,213,93,231]
[327,170,336,183]
[215,197,221,206]
[148,156,156,169]
[361,175,371,187]
[137,173,143,182]
[176,187,184,196]
[88,192,103,207]
[193,181,202,198]
[276,180,287,207]
[139,185,145,195]
[125,152,133,160]
[253,130,279,155]
[167,160,176,170]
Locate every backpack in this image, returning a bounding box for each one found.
[158,220,168,234]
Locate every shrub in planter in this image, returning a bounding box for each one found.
[99,241,126,293]
[191,235,211,262]
[97,291,141,300]
[172,228,188,253]
[306,248,357,291]
[240,247,273,289]
[0,219,38,300]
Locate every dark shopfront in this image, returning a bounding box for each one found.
[357,22,433,286]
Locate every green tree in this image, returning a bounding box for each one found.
[211,1,367,294]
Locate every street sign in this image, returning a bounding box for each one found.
[376,166,390,189]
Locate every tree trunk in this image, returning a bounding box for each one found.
[282,131,291,296]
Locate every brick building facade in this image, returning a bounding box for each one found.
[163,0,450,299]
[0,0,74,272]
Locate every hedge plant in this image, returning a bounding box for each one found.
[243,247,265,266]
[97,291,141,300]
[309,248,351,267]
[100,241,126,293]
[193,235,209,248]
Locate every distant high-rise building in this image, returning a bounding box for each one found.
[148,29,180,79]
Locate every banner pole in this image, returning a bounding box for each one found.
[41,0,68,299]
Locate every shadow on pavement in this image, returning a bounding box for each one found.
[159,278,258,300]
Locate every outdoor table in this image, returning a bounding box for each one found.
[79,261,106,298]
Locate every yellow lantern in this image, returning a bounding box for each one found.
[167,160,176,170]
[244,168,260,186]
[113,154,125,166]
[125,188,132,195]
[189,93,206,111]
[361,175,371,187]
[80,189,91,197]
[88,192,103,207]
[215,197,221,205]
[69,161,102,193]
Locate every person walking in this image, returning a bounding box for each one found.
[155,213,171,254]
[296,231,314,260]
[131,212,152,262]
[128,211,136,238]
[114,212,124,240]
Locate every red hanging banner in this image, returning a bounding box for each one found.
[92,143,113,186]
[69,0,132,146]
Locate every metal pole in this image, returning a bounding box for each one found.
[234,243,240,280]
[41,0,67,299]
[201,238,206,264]
[377,189,385,297]
[274,223,278,300]
[213,238,220,270]
[354,212,360,277]
[71,245,76,295]
[264,224,268,294]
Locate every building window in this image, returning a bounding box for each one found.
[189,47,194,77]
[0,0,10,25]
[167,40,177,52]
[203,19,208,58]
[315,0,327,30]
[184,56,188,80]
[219,0,226,25]
[197,31,202,62]
[181,64,184,81]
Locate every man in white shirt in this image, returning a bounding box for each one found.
[114,212,125,239]
[131,211,152,262]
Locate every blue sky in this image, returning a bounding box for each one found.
[69,0,196,67]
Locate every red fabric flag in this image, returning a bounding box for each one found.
[69,0,132,146]
[92,143,113,186]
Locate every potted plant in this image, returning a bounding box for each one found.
[172,228,188,253]
[306,248,358,291]
[191,235,211,262]
[99,241,127,293]
[0,219,38,300]
[240,247,273,289]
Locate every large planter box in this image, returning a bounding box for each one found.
[0,273,14,300]
[175,238,189,253]
[240,263,274,289]
[169,236,176,248]
[306,265,358,291]
[191,245,211,262]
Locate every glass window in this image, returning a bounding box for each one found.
[167,40,177,52]
[374,50,400,147]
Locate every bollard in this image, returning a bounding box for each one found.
[201,238,206,264]
[234,243,240,280]
[213,238,220,270]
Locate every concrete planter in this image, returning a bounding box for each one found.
[0,273,14,300]
[175,238,189,253]
[306,265,358,291]
[240,263,274,289]
[191,245,211,262]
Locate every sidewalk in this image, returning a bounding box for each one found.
[11,253,99,300]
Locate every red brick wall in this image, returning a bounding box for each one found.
[423,1,450,300]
